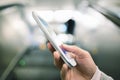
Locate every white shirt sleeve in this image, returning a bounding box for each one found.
[91,67,101,80]
[91,66,114,80]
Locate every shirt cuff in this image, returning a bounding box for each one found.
[91,67,101,80]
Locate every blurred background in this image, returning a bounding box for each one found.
[0,0,120,80]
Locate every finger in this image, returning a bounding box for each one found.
[53,51,64,69]
[47,42,55,53]
[61,64,69,80]
[61,44,88,56]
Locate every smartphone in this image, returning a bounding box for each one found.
[32,11,77,68]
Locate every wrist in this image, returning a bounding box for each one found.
[91,66,101,80]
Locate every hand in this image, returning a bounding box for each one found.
[47,43,97,80]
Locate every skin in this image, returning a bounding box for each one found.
[47,43,97,80]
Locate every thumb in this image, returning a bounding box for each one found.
[61,44,87,56]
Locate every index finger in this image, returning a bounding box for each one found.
[61,44,89,57]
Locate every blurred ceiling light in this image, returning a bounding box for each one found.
[79,8,104,30]
[27,9,105,30]
[28,10,81,24]
[81,15,100,29]
[54,10,74,22]
[36,10,54,22]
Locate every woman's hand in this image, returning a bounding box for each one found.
[47,43,97,80]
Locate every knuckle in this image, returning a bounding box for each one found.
[72,45,78,49]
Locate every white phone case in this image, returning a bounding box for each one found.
[32,11,77,67]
